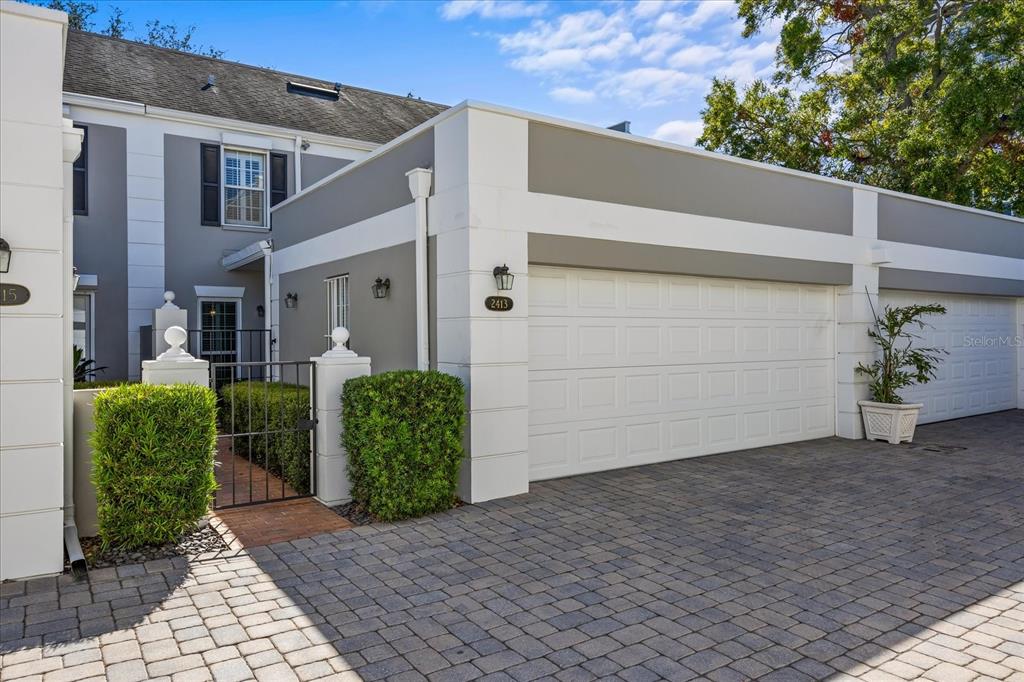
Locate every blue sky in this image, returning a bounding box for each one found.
[82,0,781,145]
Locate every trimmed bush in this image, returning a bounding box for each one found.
[219,382,311,494]
[342,370,466,521]
[91,383,217,549]
[74,379,138,390]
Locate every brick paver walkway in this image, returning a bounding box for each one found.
[212,499,353,549]
[2,411,1022,681]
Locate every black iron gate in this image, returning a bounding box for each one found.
[210,360,317,509]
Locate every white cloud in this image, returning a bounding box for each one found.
[549,86,596,103]
[499,9,637,74]
[440,0,547,20]
[667,44,725,68]
[598,67,707,106]
[652,119,703,146]
[654,1,736,32]
[446,0,783,114]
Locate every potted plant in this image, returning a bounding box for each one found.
[856,301,947,444]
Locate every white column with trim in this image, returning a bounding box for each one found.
[433,109,530,503]
[836,189,880,439]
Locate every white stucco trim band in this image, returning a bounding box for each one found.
[272,204,416,277]
[513,192,1022,282]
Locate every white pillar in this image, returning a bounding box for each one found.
[312,327,370,505]
[141,326,210,386]
[836,189,881,439]
[152,291,188,356]
[407,167,432,371]
[433,109,530,503]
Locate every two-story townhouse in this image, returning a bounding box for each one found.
[62,30,446,379]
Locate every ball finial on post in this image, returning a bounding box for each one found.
[331,326,350,350]
[157,325,192,360]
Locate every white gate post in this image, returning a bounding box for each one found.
[312,327,371,506]
[153,291,188,356]
[141,326,210,387]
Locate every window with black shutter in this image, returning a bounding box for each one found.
[201,143,220,226]
[73,125,87,215]
[270,152,288,207]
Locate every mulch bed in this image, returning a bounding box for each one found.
[330,499,467,527]
[329,501,375,526]
[75,517,230,570]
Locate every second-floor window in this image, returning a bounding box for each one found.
[73,125,87,215]
[201,144,287,228]
[223,148,266,227]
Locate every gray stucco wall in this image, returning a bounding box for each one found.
[879,268,1024,297]
[272,130,434,249]
[73,122,128,379]
[529,234,853,285]
[301,153,351,189]
[528,122,853,236]
[163,135,296,337]
[877,194,1024,259]
[277,242,417,372]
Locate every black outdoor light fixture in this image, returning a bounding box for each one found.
[371,277,390,299]
[256,304,265,318]
[493,264,514,291]
[284,292,298,309]
[0,238,11,274]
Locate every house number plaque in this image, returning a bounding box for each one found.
[0,284,30,306]
[484,295,514,312]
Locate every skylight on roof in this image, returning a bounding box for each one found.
[287,81,340,101]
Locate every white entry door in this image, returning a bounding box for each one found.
[878,291,1018,423]
[528,266,836,481]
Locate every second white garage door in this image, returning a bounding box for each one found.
[879,291,1018,423]
[528,266,836,481]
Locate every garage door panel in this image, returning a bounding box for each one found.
[529,399,835,480]
[879,290,1017,423]
[529,361,834,427]
[529,318,834,371]
[529,268,834,322]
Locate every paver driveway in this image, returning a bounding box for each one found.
[2,411,1023,682]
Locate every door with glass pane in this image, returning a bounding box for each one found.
[199,299,240,386]
[73,293,95,379]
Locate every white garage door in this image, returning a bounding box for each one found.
[528,266,836,481]
[879,291,1018,423]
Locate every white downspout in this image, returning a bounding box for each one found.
[294,136,304,192]
[62,120,87,576]
[260,239,273,371]
[406,168,432,371]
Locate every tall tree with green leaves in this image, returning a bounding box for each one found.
[39,0,223,58]
[698,1,1023,214]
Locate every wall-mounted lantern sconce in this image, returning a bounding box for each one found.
[0,238,11,274]
[284,292,298,309]
[493,264,514,291]
[256,304,265,318]
[371,277,391,300]
[73,266,81,291]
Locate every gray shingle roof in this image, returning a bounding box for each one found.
[63,31,448,144]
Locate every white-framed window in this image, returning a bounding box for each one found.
[73,292,94,360]
[325,274,349,347]
[223,148,267,228]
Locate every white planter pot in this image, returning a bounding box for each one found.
[858,401,923,444]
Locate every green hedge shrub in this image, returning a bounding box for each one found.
[91,383,217,549]
[74,379,138,390]
[342,370,466,521]
[219,382,311,494]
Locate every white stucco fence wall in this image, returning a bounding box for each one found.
[0,1,78,581]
